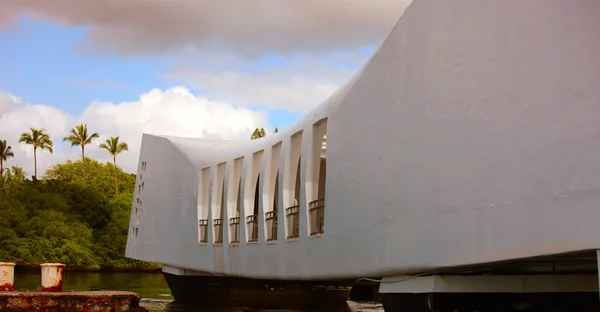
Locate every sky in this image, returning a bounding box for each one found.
[0,0,412,176]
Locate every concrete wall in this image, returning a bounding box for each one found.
[126,0,600,280]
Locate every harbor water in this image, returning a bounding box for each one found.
[13,271,382,312]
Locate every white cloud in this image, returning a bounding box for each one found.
[1,0,413,57]
[0,88,267,176]
[167,49,368,113]
[2,0,401,115]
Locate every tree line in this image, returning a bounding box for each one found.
[0,124,278,269]
[0,124,157,270]
[1,123,128,197]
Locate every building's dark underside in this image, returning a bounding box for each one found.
[163,250,600,311]
[163,272,355,309]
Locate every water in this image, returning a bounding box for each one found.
[13,272,382,312]
[14,271,174,301]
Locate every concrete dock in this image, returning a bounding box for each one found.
[0,291,148,311]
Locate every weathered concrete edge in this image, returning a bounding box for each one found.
[0,291,147,311]
[0,291,142,298]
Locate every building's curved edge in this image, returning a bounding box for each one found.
[143,0,402,165]
[126,0,600,281]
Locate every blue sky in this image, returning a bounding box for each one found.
[0,17,171,113]
[0,1,402,174]
[0,17,375,131]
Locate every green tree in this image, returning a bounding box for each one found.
[99,136,129,197]
[0,140,15,187]
[0,198,27,262]
[63,123,100,185]
[251,127,267,140]
[0,157,160,270]
[1,166,27,194]
[22,208,99,267]
[0,182,101,266]
[19,128,53,179]
[44,158,136,199]
[251,128,259,140]
[274,127,279,133]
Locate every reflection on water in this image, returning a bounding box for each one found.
[13,272,382,312]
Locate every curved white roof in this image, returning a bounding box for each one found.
[127,0,600,280]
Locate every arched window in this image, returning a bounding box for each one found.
[265,143,282,241]
[228,157,244,244]
[284,131,303,239]
[212,162,227,244]
[306,119,327,236]
[245,151,263,242]
[198,167,211,244]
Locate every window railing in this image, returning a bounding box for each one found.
[214,218,223,243]
[229,217,240,244]
[199,219,208,243]
[265,211,278,241]
[308,198,325,235]
[285,205,300,239]
[246,214,259,242]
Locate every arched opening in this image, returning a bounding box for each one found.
[247,174,260,242]
[293,158,301,237]
[212,162,227,244]
[286,157,301,239]
[307,119,327,236]
[284,131,303,239]
[215,180,225,243]
[254,174,260,215]
[228,157,244,244]
[198,167,210,244]
[244,150,263,243]
[265,142,282,242]
[229,178,242,243]
[266,171,279,241]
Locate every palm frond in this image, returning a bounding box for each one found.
[100,136,129,156]
[0,140,14,161]
[64,123,99,147]
[83,132,100,145]
[19,132,33,144]
[116,142,129,154]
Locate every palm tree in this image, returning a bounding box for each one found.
[63,123,99,185]
[99,136,129,197]
[19,128,54,179]
[0,140,15,184]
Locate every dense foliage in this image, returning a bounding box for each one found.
[0,159,159,270]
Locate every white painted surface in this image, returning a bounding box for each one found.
[162,265,215,277]
[379,275,599,294]
[0,262,15,289]
[40,263,65,291]
[126,0,600,280]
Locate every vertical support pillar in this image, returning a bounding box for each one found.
[596,250,600,304]
[0,262,15,291]
[40,263,66,292]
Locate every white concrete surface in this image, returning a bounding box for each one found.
[126,0,600,280]
[379,275,599,294]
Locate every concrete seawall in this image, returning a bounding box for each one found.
[0,291,148,312]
